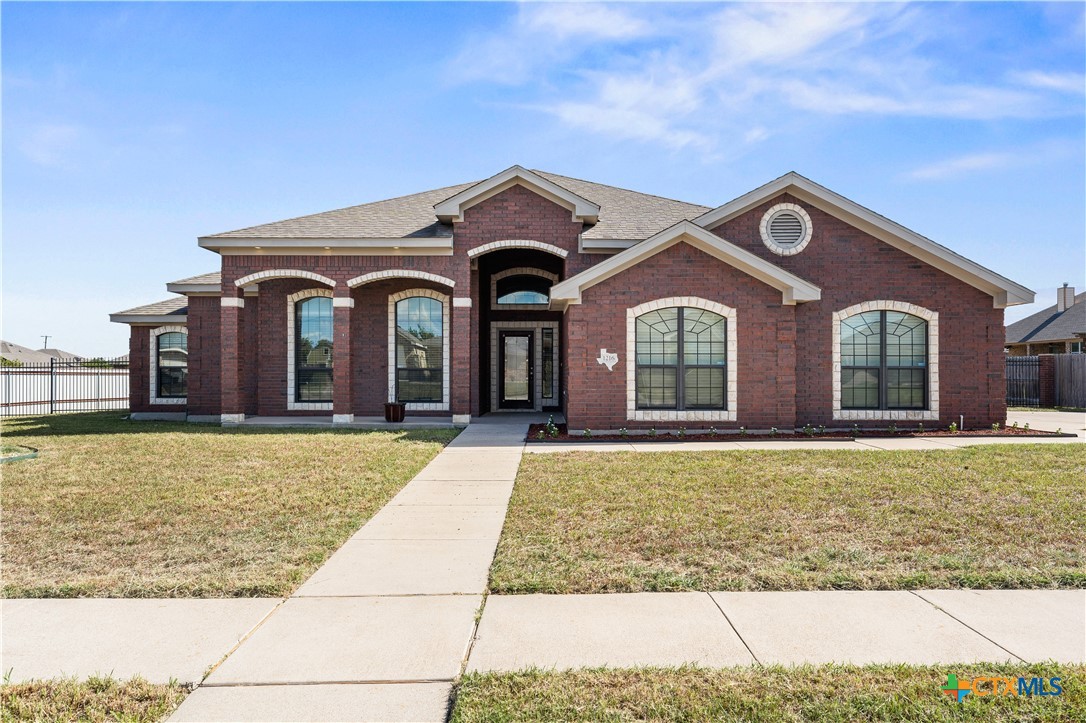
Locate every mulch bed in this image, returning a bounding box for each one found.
[527,422,1071,443]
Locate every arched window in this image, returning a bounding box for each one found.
[294,296,333,402]
[395,295,444,403]
[635,306,727,410]
[155,331,187,399]
[496,275,550,305]
[840,310,928,409]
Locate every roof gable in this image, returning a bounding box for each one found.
[434,166,600,224]
[550,220,821,308]
[693,172,1033,308]
[1006,292,1086,344]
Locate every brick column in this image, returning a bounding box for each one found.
[1039,354,1056,407]
[451,296,473,424]
[220,288,245,424]
[775,309,798,429]
[332,291,354,424]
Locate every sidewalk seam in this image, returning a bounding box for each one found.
[707,592,760,665]
[909,590,1026,662]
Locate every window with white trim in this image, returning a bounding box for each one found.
[294,295,333,402]
[635,307,728,410]
[155,331,187,399]
[840,310,928,410]
[394,296,444,403]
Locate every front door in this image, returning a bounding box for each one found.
[499,331,534,409]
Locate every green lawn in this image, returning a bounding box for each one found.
[1,677,187,723]
[1,412,456,597]
[490,446,1086,593]
[451,664,1085,722]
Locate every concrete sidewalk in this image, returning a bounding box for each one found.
[468,589,1086,671]
[168,418,529,723]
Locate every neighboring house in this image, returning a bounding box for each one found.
[110,167,1033,429]
[0,341,55,366]
[1005,284,1085,355]
[38,348,83,362]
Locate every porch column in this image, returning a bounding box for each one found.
[220,288,245,424]
[451,295,472,424]
[332,291,354,424]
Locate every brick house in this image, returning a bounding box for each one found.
[1005,284,1084,355]
[110,167,1033,430]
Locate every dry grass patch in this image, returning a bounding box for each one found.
[1,676,188,722]
[1,413,456,597]
[451,664,1085,722]
[490,446,1085,593]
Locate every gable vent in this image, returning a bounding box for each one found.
[769,212,804,246]
[760,203,813,256]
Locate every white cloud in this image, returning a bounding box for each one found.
[525,4,649,41]
[905,152,1017,180]
[1009,70,1085,94]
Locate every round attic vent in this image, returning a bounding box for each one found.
[760,203,813,256]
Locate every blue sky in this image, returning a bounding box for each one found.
[3,1,1084,356]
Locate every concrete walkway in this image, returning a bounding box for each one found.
[168,417,531,723]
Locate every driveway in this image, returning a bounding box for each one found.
[1007,409,1086,438]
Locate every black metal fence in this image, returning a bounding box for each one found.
[0,357,129,417]
[1006,355,1040,407]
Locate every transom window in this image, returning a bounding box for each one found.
[496,275,550,305]
[294,296,333,402]
[635,307,727,410]
[841,310,928,409]
[395,296,444,402]
[156,331,187,398]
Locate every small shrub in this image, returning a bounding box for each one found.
[918,422,924,433]
[1012,421,1018,430]
[817,425,825,435]
[992,422,1001,432]
[536,430,545,440]
[769,427,778,437]
[583,428,592,438]
[648,427,657,437]
[708,426,717,437]
[802,423,815,437]
[677,427,686,438]
[949,422,958,433]
[888,423,898,434]
[619,427,628,438]
[1024,423,1030,431]
[851,424,860,436]
[739,426,747,437]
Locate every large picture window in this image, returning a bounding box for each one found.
[155,331,187,399]
[840,310,927,410]
[635,307,727,410]
[395,296,444,403]
[294,296,333,402]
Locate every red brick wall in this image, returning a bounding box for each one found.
[710,193,1006,428]
[128,326,188,414]
[566,242,793,430]
[186,296,220,415]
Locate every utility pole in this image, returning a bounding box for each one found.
[41,335,51,349]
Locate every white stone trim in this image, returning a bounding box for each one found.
[490,267,560,310]
[625,298,737,422]
[332,297,355,308]
[434,165,600,224]
[551,221,820,308]
[346,269,455,289]
[388,288,451,411]
[831,300,939,421]
[220,297,245,308]
[453,297,473,308]
[287,289,334,411]
[220,413,245,425]
[149,325,188,406]
[467,239,569,259]
[490,321,560,412]
[333,414,355,424]
[235,269,336,288]
[760,202,813,256]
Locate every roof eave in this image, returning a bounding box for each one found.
[109,314,188,325]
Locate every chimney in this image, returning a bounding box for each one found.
[1057,283,1076,313]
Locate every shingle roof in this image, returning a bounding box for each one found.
[203,171,712,242]
[1006,292,1086,344]
[0,341,55,365]
[112,297,189,317]
[169,271,222,285]
[38,348,82,361]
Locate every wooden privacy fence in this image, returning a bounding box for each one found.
[0,358,129,416]
[1054,353,1086,408]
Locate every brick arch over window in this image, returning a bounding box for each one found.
[347,270,455,289]
[467,240,569,259]
[234,269,336,288]
[832,300,939,421]
[287,288,334,411]
[150,325,188,405]
[625,297,738,423]
[388,288,451,412]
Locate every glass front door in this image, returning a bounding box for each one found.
[499,331,534,409]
